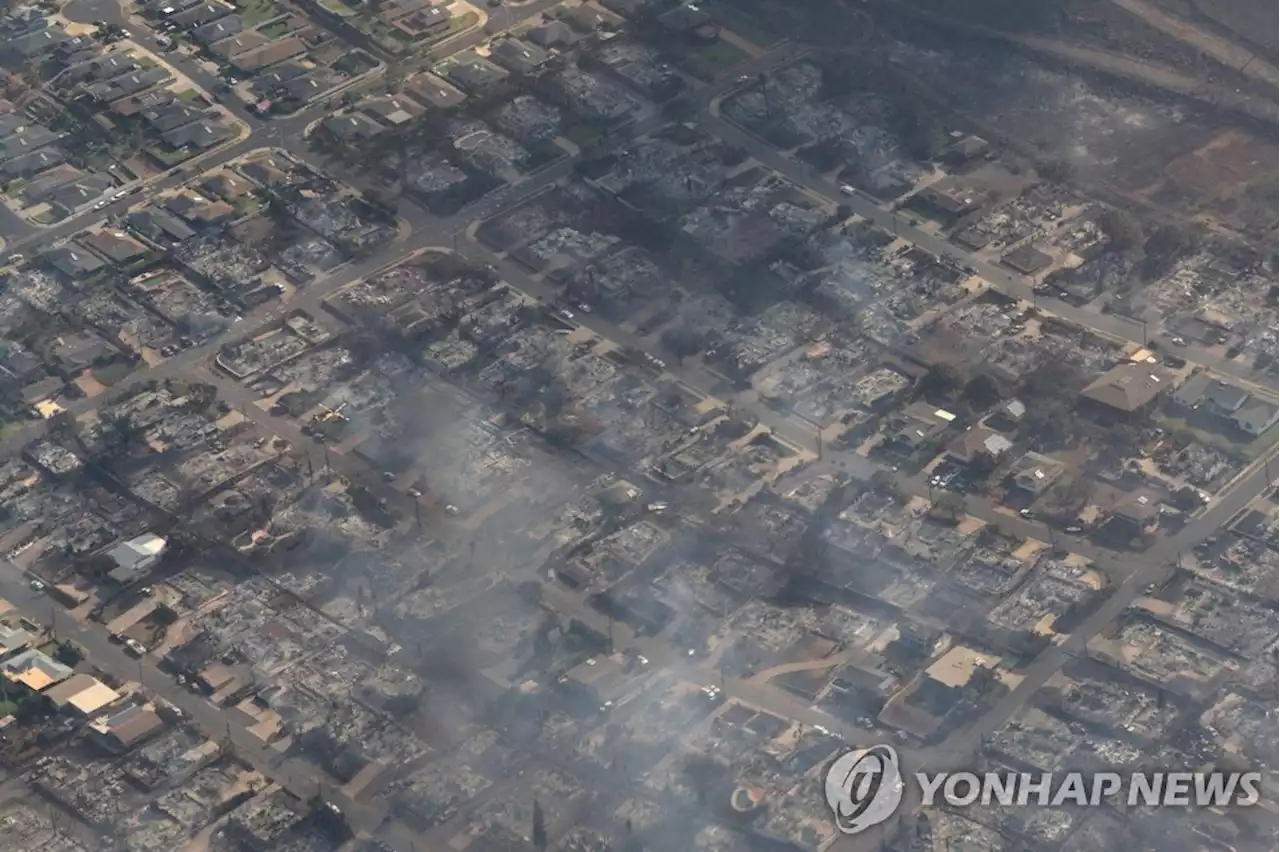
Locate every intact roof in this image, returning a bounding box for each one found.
[165,192,234,222]
[444,53,509,89]
[21,164,83,201]
[488,37,551,73]
[1170,371,1212,408]
[69,680,121,714]
[45,673,115,709]
[1,145,66,176]
[144,102,208,133]
[279,73,327,101]
[1010,450,1064,493]
[143,0,200,12]
[0,7,49,37]
[190,14,241,44]
[403,72,465,108]
[0,127,59,160]
[84,53,138,81]
[1002,244,1052,274]
[47,174,114,210]
[323,113,384,140]
[1080,363,1167,412]
[238,158,291,186]
[172,1,235,27]
[94,704,164,746]
[81,229,149,262]
[208,30,268,58]
[128,208,198,242]
[201,171,254,199]
[250,58,307,90]
[45,243,107,277]
[362,96,423,126]
[112,89,176,116]
[1,649,74,691]
[380,0,429,18]
[1203,380,1251,412]
[1114,489,1162,522]
[657,3,711,30]
[1235,397,1278,431]
[198,661,236,689]
[392,4,449,33]
[162,118,234,149]
[85,67,171,102]
[559,3,623,33]
[0,114,24,139]
[107,533,167,569]
[227,36,304,72]
[11,26,69,57]
[525,20,580,48]
[0,622,32,654]
[926,646,999,688]
[947,427,1012,461]
[1002,399,1026,419]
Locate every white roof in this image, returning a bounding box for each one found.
[108,533,167,568]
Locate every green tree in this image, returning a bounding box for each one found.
[870,468,897,496]
[1037,158,1075,185]
[54,643,83,667]
[917,365,961,401]
[932,491,965,521]
[1097,208,1144,256]
[1139,223,1201,280]
[961,373,1002,410]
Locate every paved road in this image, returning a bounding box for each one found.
[701,64,1280,849]
[0,559,399,837]
[0,53,816,846]
[3,0,562,252]
[0,19,1271,847]
[701,101,1277,399]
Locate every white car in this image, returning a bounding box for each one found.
[28,579,45,591]
[839,184,856,196]
[124,639,147,656]
[112,191,127,201]
[93,200,108,210]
